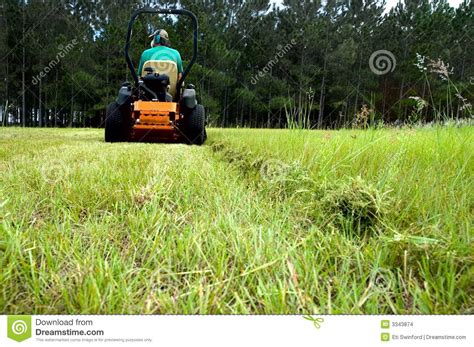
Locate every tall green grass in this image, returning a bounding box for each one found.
[0,127,472,314]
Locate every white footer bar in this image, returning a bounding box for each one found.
[1,315,472,346]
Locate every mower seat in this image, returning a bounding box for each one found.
[141,60,178,99]
[142,73,172,102]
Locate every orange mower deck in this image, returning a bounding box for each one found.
[130,101,183,142]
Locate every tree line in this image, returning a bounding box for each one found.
[0,0,472,128]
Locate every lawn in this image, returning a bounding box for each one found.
[0,126,472,314]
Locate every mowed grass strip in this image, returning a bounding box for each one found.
[0,127,473,314]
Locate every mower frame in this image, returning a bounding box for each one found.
[124,7,198,100]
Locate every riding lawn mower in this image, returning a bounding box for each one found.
[105,7,206,145]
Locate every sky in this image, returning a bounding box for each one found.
[270,0,465,11]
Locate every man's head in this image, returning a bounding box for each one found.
[150,29,170,47]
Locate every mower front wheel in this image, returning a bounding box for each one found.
[105,102,128,142]
[183,104,206,145]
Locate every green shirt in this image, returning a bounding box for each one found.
[137,46,183,76]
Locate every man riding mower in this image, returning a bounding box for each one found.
[105,7,206,145]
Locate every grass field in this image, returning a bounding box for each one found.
[0,127,472,314]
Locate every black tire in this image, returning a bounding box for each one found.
[184,104,206,145]
[105,102,127,142]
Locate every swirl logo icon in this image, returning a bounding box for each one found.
[7,315,32,342]
[12,320,28,334]
[259,159,290,183]
[369,50,396,75]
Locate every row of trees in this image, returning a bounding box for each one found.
[0,0,472,128]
